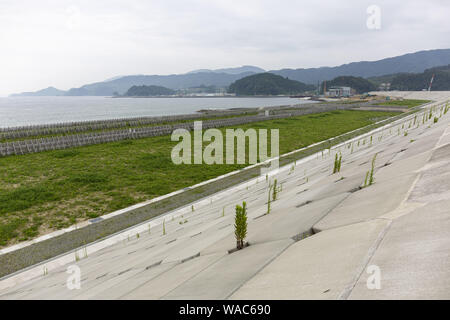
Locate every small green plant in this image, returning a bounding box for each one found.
[222,207,225,217]
[368,153,377,186]
[191,205,194,212]
[332,152,342,174]
[148,223,151,234]
[289,164,295,175]
[162,219,166,235]
[434,117,438,123]
[404,131,408,136]
[267,185,272,214]
[272,179,278,201]
[364,171,369,187]
[136,232,140,239]
[234,202,248,250]
[43,266,48,276]
[333,153,339,174]
[75,251,80,262]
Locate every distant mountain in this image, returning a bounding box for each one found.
[186,65,265,75]
[10,86,65,97]
[10,49,450,96]
[124,85,175,96]
[322,76,377,94]
[228,73,315,96]
[390,65,450,91]
[63,71,258,96]
[271,49,450,84]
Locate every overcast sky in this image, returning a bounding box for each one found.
[0,0,449,96]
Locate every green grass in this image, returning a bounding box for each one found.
[378,99,430,108]
[0,110,398,246]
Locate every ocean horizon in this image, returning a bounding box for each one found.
[0,96,314,128]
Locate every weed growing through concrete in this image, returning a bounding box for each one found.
[364,171,369,187]
[333,152,342,174]
[234,201,248,250]
[369,153,377,186]
[434,117,439,124]
[267,185,272,214]
[163,219,166,235]
[273,179,278,201]
[333,153,338,174]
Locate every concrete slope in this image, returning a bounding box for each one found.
[1,92,449,299]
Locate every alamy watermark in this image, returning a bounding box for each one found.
[171,121,279,174]
[366,5,381,30]
[366,264,381,290]
[66,265,81,290]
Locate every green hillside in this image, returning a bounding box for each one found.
[322,76,377,94]
[390,65,450,91]
[124,85,176,96]
[228,73,315,96]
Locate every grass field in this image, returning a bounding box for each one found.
[378,99,430,108]
[0,110,399,246]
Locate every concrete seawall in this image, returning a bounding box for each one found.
[1,92,448,299]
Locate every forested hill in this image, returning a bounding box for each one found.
[228,73,315,96]
[321,76,377,94]
[124,85,175,96]
[390,65,450,91]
